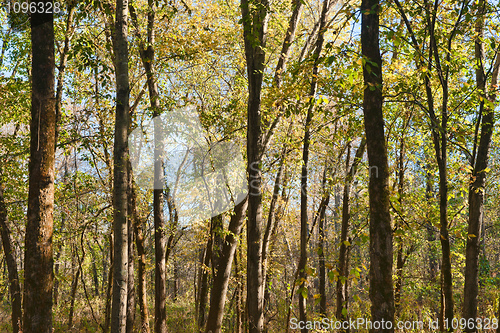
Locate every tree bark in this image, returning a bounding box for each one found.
[235,246,244,333]
[134,217,150,333]
[54,0,76,147]
[24,2,56,331]
[336,138,366,327]
[205,197,248,333]
[129,164,151,333]
[111,0,130,329]
[318,166,330,318]
[126,216,136,333]
[68,249,81,328]
[240,0,269,332]
[274,0,303,87]
[0,181,22,333]
[104,234,114,333]
[463,0,500,328]
[262,143,287,328]
[197,233,213,331]
[394,126,409,314]
[360,0,395,331]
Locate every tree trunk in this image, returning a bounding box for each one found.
[463,0,500,328]
[240,1,269,332]
[126,216,136,333]
[318,167,330,318]
[129,166,151,333]
[89,245,100,296]
[336,138,366,327]
[425,166,439,317]
[68,255,81,328]
[104,233,114,333]
[130,1,168,331]
[53,3,74,306]
[394,127,408,314]
[235,246,244,333]
[211,214,224,276]
[425,167,438,286]
[0,181,22,333]
[262,144,287,329]
[54,0,76,146]
[205,197,248,333]
[274,0,303,87]
[360,0,395,331]
[134,217,150,333]
[111,0,130,330]
[24,2,56,331]
[298,2,330,331]
[197,234,213,331]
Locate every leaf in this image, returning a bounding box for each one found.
[301,288,308,299]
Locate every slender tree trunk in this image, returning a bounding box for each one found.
[130,1,167,331]
[104,234,114,333]
[89,245,100,296]
[297,3,330,331]
[235,246,244,333]
[262,145,287,329]
[425,167,438,284]
[394,242,404,311]
[68,255,81,328]
[110,0,131,330]
[0,181,22,333]
[274,0,303,87]
[135,218,150,333]
[360,0,395,331]
[205,197,248,333]
[240,1,269,332]
[318,167,330,318]
[54,0,75,146]
[53,3,74,306]
[425,165,439,318]
[211,214,224,276]
[53,217,64,306]
[197,233,213,331]
[24,2,56,331]
[129,165,151,333]
[463,1,500,329]
[394,129,408,314]
[126,217,136,333]
[336,138,366,327]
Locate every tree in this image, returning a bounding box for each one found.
[129,1,167,331]
[463,0,500,328]
[393,0,470,327]
[24,1,56,331]
[336,137,366,326]
[204,197,248,333]
[240,0,270,331]
[110,0,131,330]
[0,177,22,333]
[298,1,330,330]
[360,0,395,331]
